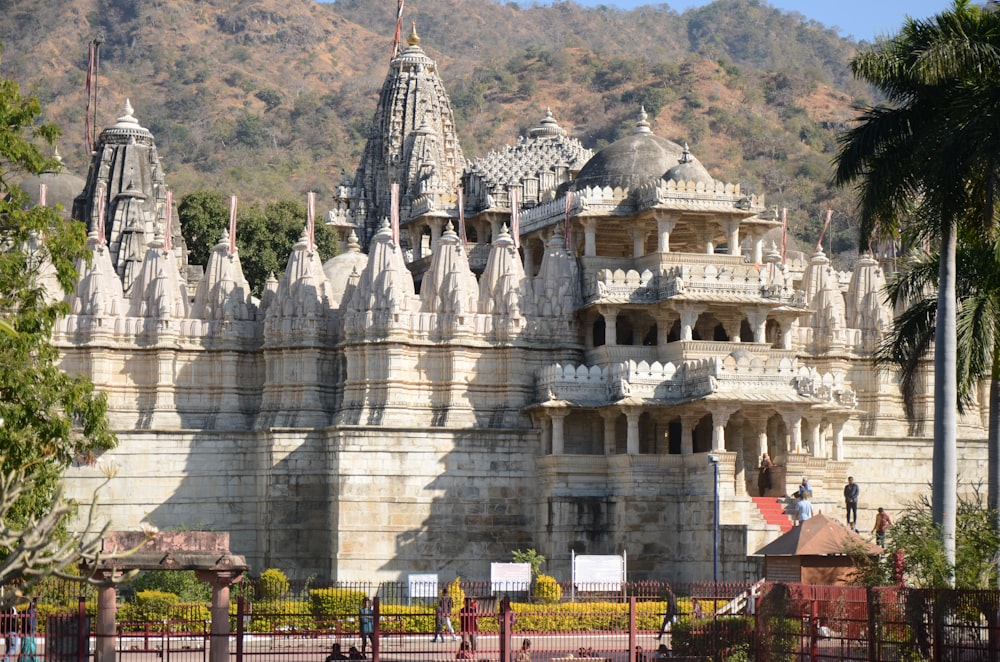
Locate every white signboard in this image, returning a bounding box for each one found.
[572,553,625,590]
[408,573,439,604]
[490,562,532,593]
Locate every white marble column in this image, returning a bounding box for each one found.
[675,303,706,341]
[550,410,568,455]
[657,214,678,253]
[680,413,699,455]
[601,409,618,455]
[625,407,641,455]
[582,218,597,257]
[631,226,647,258]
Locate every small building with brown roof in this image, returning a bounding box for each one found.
[754,513,882,585]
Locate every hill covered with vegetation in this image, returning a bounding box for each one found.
[0,0,881,256]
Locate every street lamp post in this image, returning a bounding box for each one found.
[708,454,720,583]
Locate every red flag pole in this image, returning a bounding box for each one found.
[814,209,832,253]
[780,207,787,264]
[457,188,467,249]
[38,183,48,207]
[564,192,573,251]
[509,188,520,250]
[96,188,106,246]
[84,41,94,153]
[164,191,173,251]
[229,195,238,255]
[307,191,316,252]
[390,182,400,246]
[391,0,405,60]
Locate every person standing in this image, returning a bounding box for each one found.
[2,607,19,662]
[757,453,774,496]
[358,597,375,656]
[433,587,457,642]
[873,507,892,547]
[459,597,479,651]
[515,638,532,662]
[19,599,38,662]
[795,493,813,524]
[843,477,860,530]
[657,588,678,641]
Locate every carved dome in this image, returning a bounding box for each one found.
[663,144,714,185]
[569,108,684,192]
[323,231,369,307]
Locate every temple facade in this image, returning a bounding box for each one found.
[47,25,989,583]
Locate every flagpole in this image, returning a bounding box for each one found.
[164,191,173,251]
[457,188,467,249]
[307,191,316,252]
[509,188,520,250]
[229,196,238,256]
[780,208,787,265]
[814,209,832,253]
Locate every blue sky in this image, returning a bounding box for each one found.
[562,1,957,42]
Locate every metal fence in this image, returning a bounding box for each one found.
[10,581,1000,661]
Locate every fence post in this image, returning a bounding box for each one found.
[373,596,380,662]
[932,591,943,662]
[77,596,87,662]
[499,596,510,662]
[809,599,819,662]
[628,596,636,662]
[235,596,245,662]
[866,587,877,662]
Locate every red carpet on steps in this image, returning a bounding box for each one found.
[752,496,794,533]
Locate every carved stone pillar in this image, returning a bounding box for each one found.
[624,407,641,455]
[657,214,678,253]
[724,218,741,257]
[540,413,552,455]
[722,315,742,343]
[95,574,117,662]
[631,226,647,258]
[710,404,738,452]
[601,409,618,455]
[581,218,598,257]
[523,235,535,279]
[744,306,769,343]
[680,413,699,454]
[428,218,445,252]
[752,231,764,265]
[601,306,618,347]
[550,409,568,455]
[807,416,824,458]
[196,569,245,662]
[781,409,804,454]
[675,303,706,342]
[830,414,849,461]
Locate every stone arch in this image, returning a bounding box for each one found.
[592,316,607,347]
[693,414,713,453]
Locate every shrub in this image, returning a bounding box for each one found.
[259,569,290,601]
[310,588,368,619]
[534,575,562,604]
[241,599,314,633]
[446,578,464,609]
[124,591,179,623]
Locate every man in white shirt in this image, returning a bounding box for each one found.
[795,494,813,524]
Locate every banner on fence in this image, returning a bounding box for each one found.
[490,563,531,593]
[572,551,626,590]
[408,573,439,605]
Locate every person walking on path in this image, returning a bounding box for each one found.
[657,588,678,641]
[873,507,892,547]
[844,477,859,530]
[433,587,457,642]
[459,597,479,651]
[757,453,774,496]
[358,597,375,656]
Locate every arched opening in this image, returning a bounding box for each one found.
[766,319,782,347]
[668,319,681,343]
[740,319,754,342]
[667,418,682,454]
[616,314,634,345]
[592,317,606,347]
[693,414,712,453]
[642,324,658,346]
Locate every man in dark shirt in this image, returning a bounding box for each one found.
[844,476,859,530]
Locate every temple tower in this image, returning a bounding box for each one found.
[349,23,465,249]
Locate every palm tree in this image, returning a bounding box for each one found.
[834,0,1000,585]
[877,237,1000,518]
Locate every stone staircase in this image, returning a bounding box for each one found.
[752,496,794,533]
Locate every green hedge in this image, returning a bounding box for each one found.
[672,616,753,657]
[309,588,368,619]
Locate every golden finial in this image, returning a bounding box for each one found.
[407,21,421,46]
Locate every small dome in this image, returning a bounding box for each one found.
[323,230,369,307]
[663,144,714,185]
[570,108,684,191]
[19,150,86,216]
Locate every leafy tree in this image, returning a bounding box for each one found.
[178,191,339,295]
[851,489,1000,589]
[0,55,130,608]
[511,548,545,578]
[834,0,1000,584]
